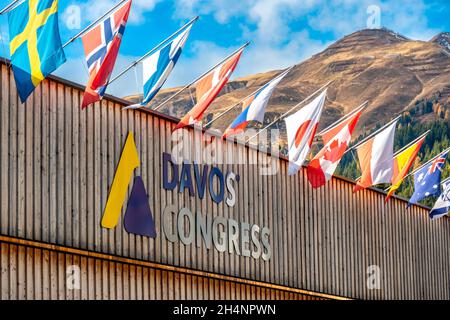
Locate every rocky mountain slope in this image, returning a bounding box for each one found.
[125,28,450,141]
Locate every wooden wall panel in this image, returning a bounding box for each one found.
[0,63,450,300]
[2,241,328,300]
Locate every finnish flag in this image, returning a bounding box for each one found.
[125,25,192,109]
[430,182,450,220]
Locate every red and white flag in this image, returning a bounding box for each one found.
[307,109,363,188]
[81,0,132,109]
[284,89,327,175]
[354,120,397,192]
[174,48,244,131]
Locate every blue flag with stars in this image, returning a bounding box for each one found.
[408,151,448,207]
[8,0,66,103]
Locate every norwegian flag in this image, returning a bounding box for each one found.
[307,109,363,189]
[81,0,132,109]
[174,48,244,131]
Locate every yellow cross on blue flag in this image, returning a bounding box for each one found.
[8,0,66,103]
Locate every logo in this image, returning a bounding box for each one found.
[101,132,156,238]
[100,132,271,260]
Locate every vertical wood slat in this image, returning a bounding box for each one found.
[0,64,449,300]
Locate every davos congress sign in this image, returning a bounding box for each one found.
[100,132,271,261]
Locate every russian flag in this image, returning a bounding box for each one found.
[223,68,290,138]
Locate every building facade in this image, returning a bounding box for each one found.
[0,62,449,300]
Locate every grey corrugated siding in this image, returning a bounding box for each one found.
[0,63,449,300]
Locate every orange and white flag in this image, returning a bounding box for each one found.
[284,89,327,175]
[307,109,363,189]
[354,120,398,192]
[174,48,244,131]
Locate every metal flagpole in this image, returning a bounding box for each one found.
[403,146,450,181]
[62,0,128,49]
[315,101,369,138]
[204,66,294,128]
[246,80,333,143]
[393,130,430,158]
[107,16,199,86]
[204,93,252,128]
[0,0,22,14]
[152,41,250,112]
[343,115,402,156]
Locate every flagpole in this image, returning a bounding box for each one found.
[403,146,450,181]
[152,41,250,112]
[204,94,251,128]
[62,0,128,49]
[107,16,199,86]
[393,130,430,158]
[0,0,21,14]
[343,115,401,155]
[245,80,332,143]
[316,101,369,138]
[204,66,293,128]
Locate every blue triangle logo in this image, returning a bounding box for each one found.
[124,176,157,238]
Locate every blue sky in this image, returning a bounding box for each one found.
[0,0,449,98]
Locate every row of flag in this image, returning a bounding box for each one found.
[2,0,449,219]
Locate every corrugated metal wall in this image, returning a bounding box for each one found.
[0,238,324,300]
[0,62,449,300]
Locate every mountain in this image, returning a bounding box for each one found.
[124,27,450,202]
[125,28,450,142]
[431,32,450,53]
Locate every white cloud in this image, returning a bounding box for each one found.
[53,0,444,98]
[307,0,438,41]
[64,0,161,26]
[174,0,250,24]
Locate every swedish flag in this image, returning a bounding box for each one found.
[8,0,66,103]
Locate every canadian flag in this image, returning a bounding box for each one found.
[174,49,244,131]
[307,109,362,189]
[284,89,327,175]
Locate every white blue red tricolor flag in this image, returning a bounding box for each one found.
[81,0,132,109]
[125,23,194,110]
[408,151,448,207]
[223,68,291,138]
[429,181,450,220]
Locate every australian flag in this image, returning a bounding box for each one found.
[408,151,448,207]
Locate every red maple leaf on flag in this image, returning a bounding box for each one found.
[323,139,348,163]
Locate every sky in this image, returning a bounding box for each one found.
[0,0,449,98]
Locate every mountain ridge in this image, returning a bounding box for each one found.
[124,28,450,142]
